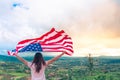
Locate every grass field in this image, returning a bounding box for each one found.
[0,55,120,80]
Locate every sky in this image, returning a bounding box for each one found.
[0,0,120,57]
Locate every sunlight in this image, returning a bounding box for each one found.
[72,36,120,57]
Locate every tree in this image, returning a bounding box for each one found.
[87,53,94,76]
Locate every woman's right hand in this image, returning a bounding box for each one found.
[14,53,18,56]
[62,51,66,55]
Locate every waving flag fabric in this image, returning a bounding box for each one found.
[8,28,73,56]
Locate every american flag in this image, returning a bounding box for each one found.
[8,28,73,55]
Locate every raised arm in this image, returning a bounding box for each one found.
[15,54,28,66]
[46,52,65,66]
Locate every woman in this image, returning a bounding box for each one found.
[15,52,65,80]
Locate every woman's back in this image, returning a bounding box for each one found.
[27,62,46,80]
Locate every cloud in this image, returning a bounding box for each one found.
[0,0,85,46]
[0,50,8,55]
[58,0,120,38]
[52,0,120,55]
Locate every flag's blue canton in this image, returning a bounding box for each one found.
[19,43,43,52]
[12,49,16,52]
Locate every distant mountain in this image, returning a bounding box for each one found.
[0,55,120,64]
[0,55,56,62]
[98,56,120,59]
[0,55,19,62]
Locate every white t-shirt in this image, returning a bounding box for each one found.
[27,62,47,80]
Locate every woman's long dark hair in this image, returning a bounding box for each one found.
[31,52,46,73]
